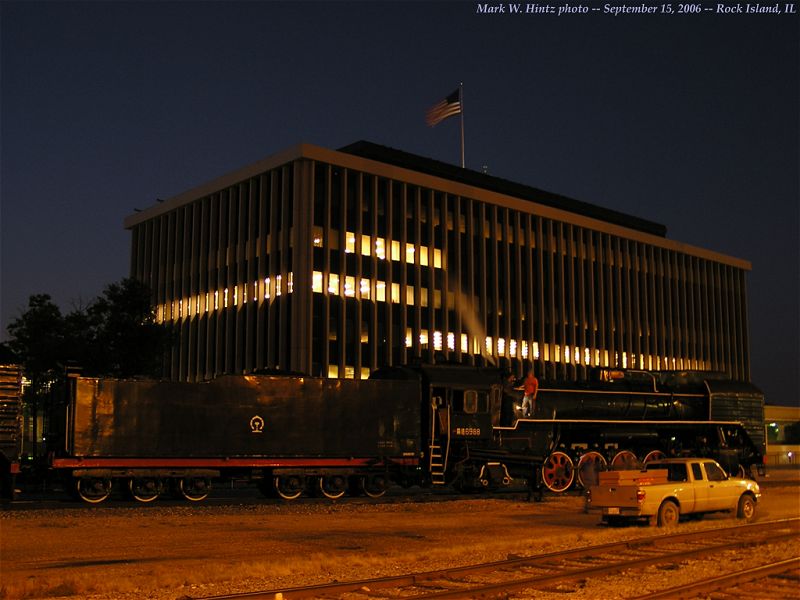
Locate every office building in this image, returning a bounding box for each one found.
[125,141,752,383]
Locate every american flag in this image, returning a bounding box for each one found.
[426,88,462,127]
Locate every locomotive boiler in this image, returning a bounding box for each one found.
[0,363,765,504]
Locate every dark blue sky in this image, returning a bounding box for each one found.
[1,2,797,405]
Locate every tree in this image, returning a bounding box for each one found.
[6,279,170,380]
[6,294,67,396]
[88,278,170,378]
[5,295,69,458]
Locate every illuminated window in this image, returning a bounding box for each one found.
[433,248,442,268]
[391,283,400,303]
[509,339,517,358]
[360,278,370,299]
[328,273,339,295]
[522,340,529,359]
[288,272,293,294]
[375,238,386,260]
[376,281,386,302]
[498,337,506,356]
[391,240,401,261]
[344,276,355,297]
[447,332,455,351]
[223,288,229,308]
[312,271,323,293]
[433,331,443,351]
[275,275,282,297]
[461,334,469,353]
[264,277,271,300]
[361,235,371,257]
[345,233,355,254]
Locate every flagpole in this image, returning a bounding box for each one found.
[459,82,465,168]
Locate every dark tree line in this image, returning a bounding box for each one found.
[3,278,170,393]
[1,278,170,459]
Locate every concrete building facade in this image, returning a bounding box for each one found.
[124,141,752,383]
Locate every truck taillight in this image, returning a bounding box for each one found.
[636,489,646,503]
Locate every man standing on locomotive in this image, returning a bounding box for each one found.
[521,370,539,417]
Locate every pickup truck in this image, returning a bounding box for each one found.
[585,458,761,527]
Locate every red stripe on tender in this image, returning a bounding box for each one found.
[50,457,419,469]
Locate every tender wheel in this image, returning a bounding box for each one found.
[643,450,666,464]
[76,477,112,504]
[178,477,210,502]
[128,477,163,503]
[657,500,680,527]
[541,451,575,493]
[274,475,304,500]
[577,451,607,488]
[319,475,346,500]
[737,494,756,521]
[361,474,388,499]
[611,450,640,470]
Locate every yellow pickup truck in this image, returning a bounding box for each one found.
[585,458,761,527]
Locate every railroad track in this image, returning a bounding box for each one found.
[191,518,800,599]
[639,556,800,599]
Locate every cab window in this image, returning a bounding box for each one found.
[464,390,478,414]
[648,463,688,482]
[691,463,704,481]
[704,462,727,482]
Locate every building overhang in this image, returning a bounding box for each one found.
[124,142,752,271]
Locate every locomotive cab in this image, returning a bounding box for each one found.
[372,363,509,490]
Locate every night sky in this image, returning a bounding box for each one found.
[1,2,797,406]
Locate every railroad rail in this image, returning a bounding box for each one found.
[191,518,800,599]
[638,556,800,599]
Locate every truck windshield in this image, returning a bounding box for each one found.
[647,463,687,482]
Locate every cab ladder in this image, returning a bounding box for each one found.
[428,398,450,486]
[429,444,446,485]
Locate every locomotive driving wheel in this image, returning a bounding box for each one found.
[128,477,163,503]
[643,450,666,464]
[611,450,639,470]
[76,477,112,504]
[577,451,607,488]
[541,451,575,493]
[319,475,347,500]
[178,477,210,502]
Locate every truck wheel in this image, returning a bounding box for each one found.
[657,500,680,527]
[736,494,756,521]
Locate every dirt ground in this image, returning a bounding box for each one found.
[1,472,798,600]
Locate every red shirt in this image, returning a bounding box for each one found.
[524,374,538,396]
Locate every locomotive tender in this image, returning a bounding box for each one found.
[0,363,764,503]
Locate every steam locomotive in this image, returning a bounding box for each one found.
[0,363,765,504]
